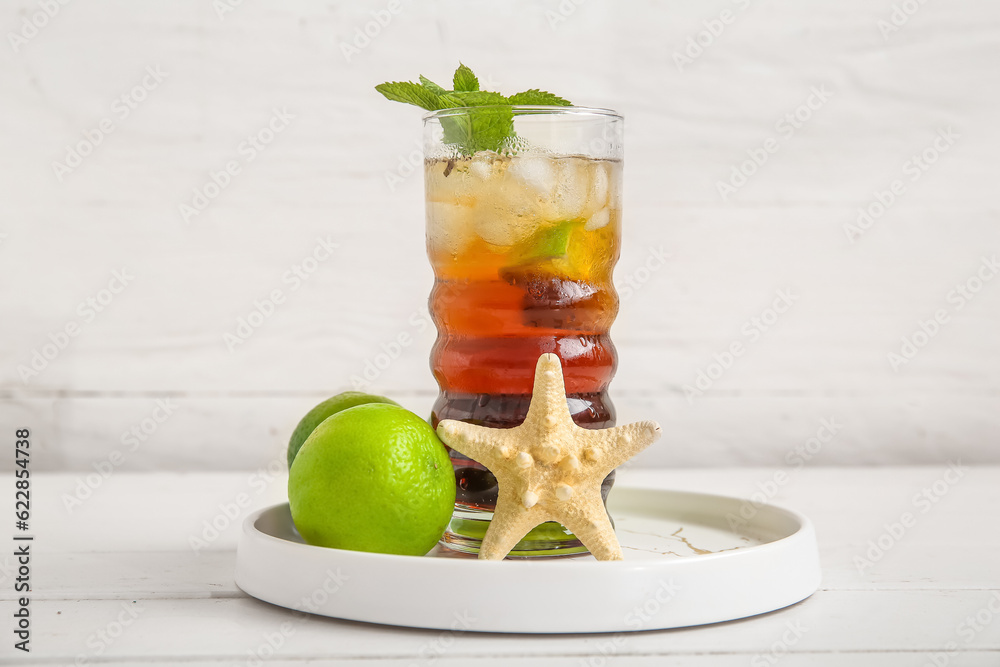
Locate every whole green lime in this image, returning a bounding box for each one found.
[288,403,456,556]
[287,392,398,468]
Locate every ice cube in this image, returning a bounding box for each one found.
[472,206,537,247]
[551,158,591,221]
[469,151,507,181]
[425,159,474,204]
[590,162,609,210]
[507,156,558,199]
[426,200,474,255]
[607,161,622,209]
[584,207,610,231]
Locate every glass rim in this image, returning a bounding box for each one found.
[422,105,622,121]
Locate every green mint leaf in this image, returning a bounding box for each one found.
[438,92,513,154]
[376,64,575,155]
[437,91,509,107]
[418,75,447,95]
[508,89,572,106]
[452,63,479,92]
[375,81,441,111]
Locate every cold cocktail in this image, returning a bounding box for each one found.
[424,107,623,556]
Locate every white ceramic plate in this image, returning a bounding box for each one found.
[235,487,821,633]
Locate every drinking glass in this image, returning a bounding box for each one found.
[423,106,623,557]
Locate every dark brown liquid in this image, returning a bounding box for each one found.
[431,391,616,510]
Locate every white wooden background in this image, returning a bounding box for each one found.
[2,0,998,471]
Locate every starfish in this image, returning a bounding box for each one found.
[436,353,661,561]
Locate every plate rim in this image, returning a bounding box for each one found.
[240,485,816,569]
[235,485,822,632]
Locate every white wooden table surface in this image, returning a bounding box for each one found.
[4,466,998,666]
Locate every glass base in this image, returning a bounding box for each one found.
[439,504,591,558]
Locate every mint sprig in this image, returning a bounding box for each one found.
[508,89,571,106]
[418,75,447,95]
[374,81,442,110]
[376,64,572,155]
[452,63,479,92]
